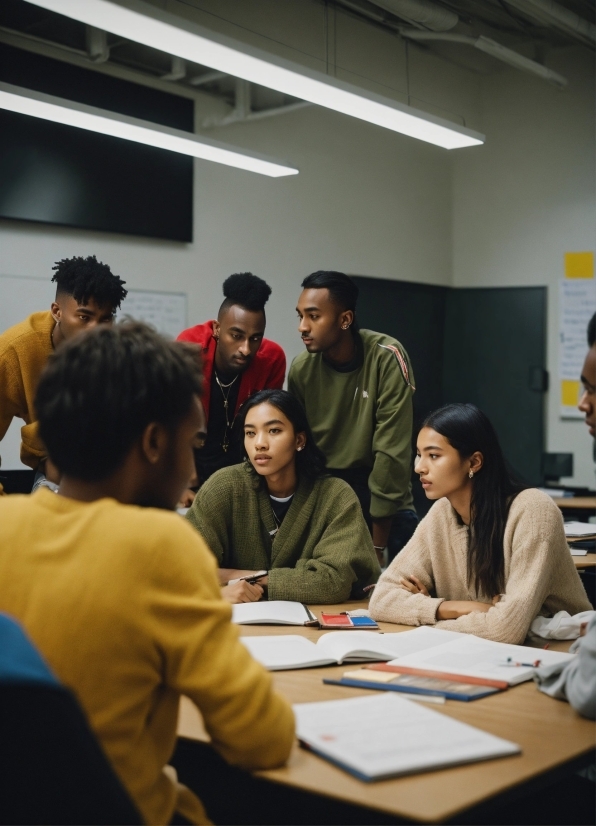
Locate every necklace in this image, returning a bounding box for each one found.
[214,371,238,452]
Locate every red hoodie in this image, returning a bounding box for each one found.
[177,320,286,422]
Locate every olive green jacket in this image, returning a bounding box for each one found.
[186,463,380,603]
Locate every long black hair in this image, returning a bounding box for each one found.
[238,389,327,480]
[422,403,524,597]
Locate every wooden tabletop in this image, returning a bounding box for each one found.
[553,496,596,510]
[574,552,596,569]
[177,603,595,824]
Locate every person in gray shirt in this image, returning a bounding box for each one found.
[535,312,596,720]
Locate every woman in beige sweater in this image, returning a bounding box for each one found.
[369,403,591,644]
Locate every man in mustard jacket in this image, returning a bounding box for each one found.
[0,255,127,486]
[0,321,294,825]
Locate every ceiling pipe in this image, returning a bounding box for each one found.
[203,77,312,128]
[85,25,110,63]
[189,70,227,86]
[400,30,568,87]
[161,55,186,81]
[372,0,458,31]
[501,0,595,48]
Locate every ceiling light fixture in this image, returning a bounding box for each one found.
[23,0,484,150]
[0,82,299,177]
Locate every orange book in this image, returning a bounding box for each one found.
[367,663,509,690]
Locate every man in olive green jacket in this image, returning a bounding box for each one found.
[289,271,417,566]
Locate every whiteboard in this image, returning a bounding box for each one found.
[0,276,188,468]
[117,289,187,339]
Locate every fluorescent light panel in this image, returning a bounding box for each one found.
[0,83,298,177]
[23,0,485,150]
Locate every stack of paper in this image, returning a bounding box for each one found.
[294,693,520,781]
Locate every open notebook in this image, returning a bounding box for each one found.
[384,631,573,686]
[240,627,464,671]
[295,693,520,781]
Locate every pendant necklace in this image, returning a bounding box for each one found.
[214,371,238,452]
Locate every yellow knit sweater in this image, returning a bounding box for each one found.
[370,488,592,644]
[0,310,55,469]
[0,490,295,825]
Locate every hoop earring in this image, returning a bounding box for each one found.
[469,471,474,479]
[342,324,350,330]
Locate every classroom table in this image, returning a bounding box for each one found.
[177,603,595,824]
[574,552,596,569]
[553,496,596,511]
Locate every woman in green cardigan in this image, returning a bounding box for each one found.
[186,389,380,604]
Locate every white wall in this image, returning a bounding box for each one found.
[0,75,454,467]
[1,1,594,484]
[452,47,596,488]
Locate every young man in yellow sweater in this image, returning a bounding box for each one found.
[0,322,294,825]
[0,255,127,488]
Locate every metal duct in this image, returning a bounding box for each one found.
[401,30,568,87]
[372,0,458,31]
[503,0,595,47]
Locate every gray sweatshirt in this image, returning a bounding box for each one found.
[534,613,596,720]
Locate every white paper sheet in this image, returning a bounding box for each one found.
[294,693,520,780]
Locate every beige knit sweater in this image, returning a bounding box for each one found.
[369,489,591,644]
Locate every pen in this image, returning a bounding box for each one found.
[501,657,541,668]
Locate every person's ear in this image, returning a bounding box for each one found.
[340,310,354,331]
[296,432,307,452]
[213,320,221,340]
[51,301,61,324]
[140,422,169,465]
[469,451,483,475]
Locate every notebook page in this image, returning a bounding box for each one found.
[564,522,596,537]
[241,635,334,670]
[232,601,310,625]
[294,693,520,780]
[393,635,573,685]
[317,626,466,664]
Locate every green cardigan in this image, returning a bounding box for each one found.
[186,463,380,603]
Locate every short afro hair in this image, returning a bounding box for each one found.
[588,312,596,348]
[301,270,359,331]
[52,255,127,310]
[218,272,272,316]
[36,321,202,482]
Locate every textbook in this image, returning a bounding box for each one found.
[231,601,318,626]
[319,612,379,630]
[323,667,501,701]
[240,628,464,671]
[294,693,520,781]
[384,632,574,686]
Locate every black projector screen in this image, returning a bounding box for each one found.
[0,44,194,242]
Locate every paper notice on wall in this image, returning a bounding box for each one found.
[117,290,187,339]
[559,279,596,418]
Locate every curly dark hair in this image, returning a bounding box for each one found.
[51,255,128,309]
[219,272,272,315]
[37,321,202,482]
[239,389,327,480]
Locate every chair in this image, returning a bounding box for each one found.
[0,613,142,825]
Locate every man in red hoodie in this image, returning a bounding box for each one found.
[177,273,285,497]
